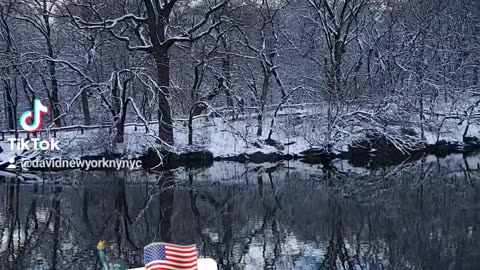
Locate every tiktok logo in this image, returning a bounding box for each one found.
[7,99,60,153]
[19,99,49,133]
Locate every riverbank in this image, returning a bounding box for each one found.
[1,108,480,171]
[142,137,480,170]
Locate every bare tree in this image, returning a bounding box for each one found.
[0,1,17,131]
[67,0,229,147]
[14,0,64,127]
[237,0,288,138]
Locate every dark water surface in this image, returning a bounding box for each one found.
[1,156,480,270]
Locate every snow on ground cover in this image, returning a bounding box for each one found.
[423,119,480,144]
[0,103,479,165]
[0,141,24,167]
[0,105,326,164]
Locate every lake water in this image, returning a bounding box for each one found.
[1,155,480,270]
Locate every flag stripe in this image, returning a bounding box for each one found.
[150,258,196,265]
[165,255,197,262]
[146,263,198,270]
[146,260,198,267]
[165,245,197,252]
[165,249,197,256]
[165,250,197,257]
[145,243,196,249]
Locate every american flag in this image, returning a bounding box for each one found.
[144,243,198,270]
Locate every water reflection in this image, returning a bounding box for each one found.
[0,157,479,269]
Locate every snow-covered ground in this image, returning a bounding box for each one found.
[0,141,23,168]
[0,109,315,164]
[0,104,479,168]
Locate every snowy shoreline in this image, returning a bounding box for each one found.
[1,134,479,172]
[2,110,480,171]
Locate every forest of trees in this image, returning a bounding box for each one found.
[0,0,479,152]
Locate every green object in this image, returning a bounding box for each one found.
[97,241,127,270]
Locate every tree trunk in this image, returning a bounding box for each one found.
[419,93,425,139]
[332,36,343,99]
[463,122,470,140]
[47,58,62,127]
[1,11,15,131]
[188,106,196,146]
[474,66,478,86]
[155,50,174,146]
[256,112,264,137]
[81,90,91,125]
[115,75,132,144]
[143,0,175,147]
[43,4,62,127]
[257,67,271,137]
[222,55,234,108]
[3,80,15,130]
[115,101,128,143]
[257,73,270,137]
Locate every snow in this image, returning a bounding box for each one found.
[0,141,23,168]
[0,104,479,168]
[0,110,313,163]
[423,118,480,144]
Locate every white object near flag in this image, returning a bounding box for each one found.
[129,258,218,270]
[198,258,218,270]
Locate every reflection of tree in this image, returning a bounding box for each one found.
[1,161,480,269]
[25,184,39,240]
[1,181,54,269]
[51,186,61,270]
[196,184,237,268]
[113,177,137,256]
[158,172,174,243]
[187,171,284,269]
[320,201,354,270]
[5,181,20,269]
[82,189,93,235]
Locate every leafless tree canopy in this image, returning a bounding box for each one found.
[0,0,479,151]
